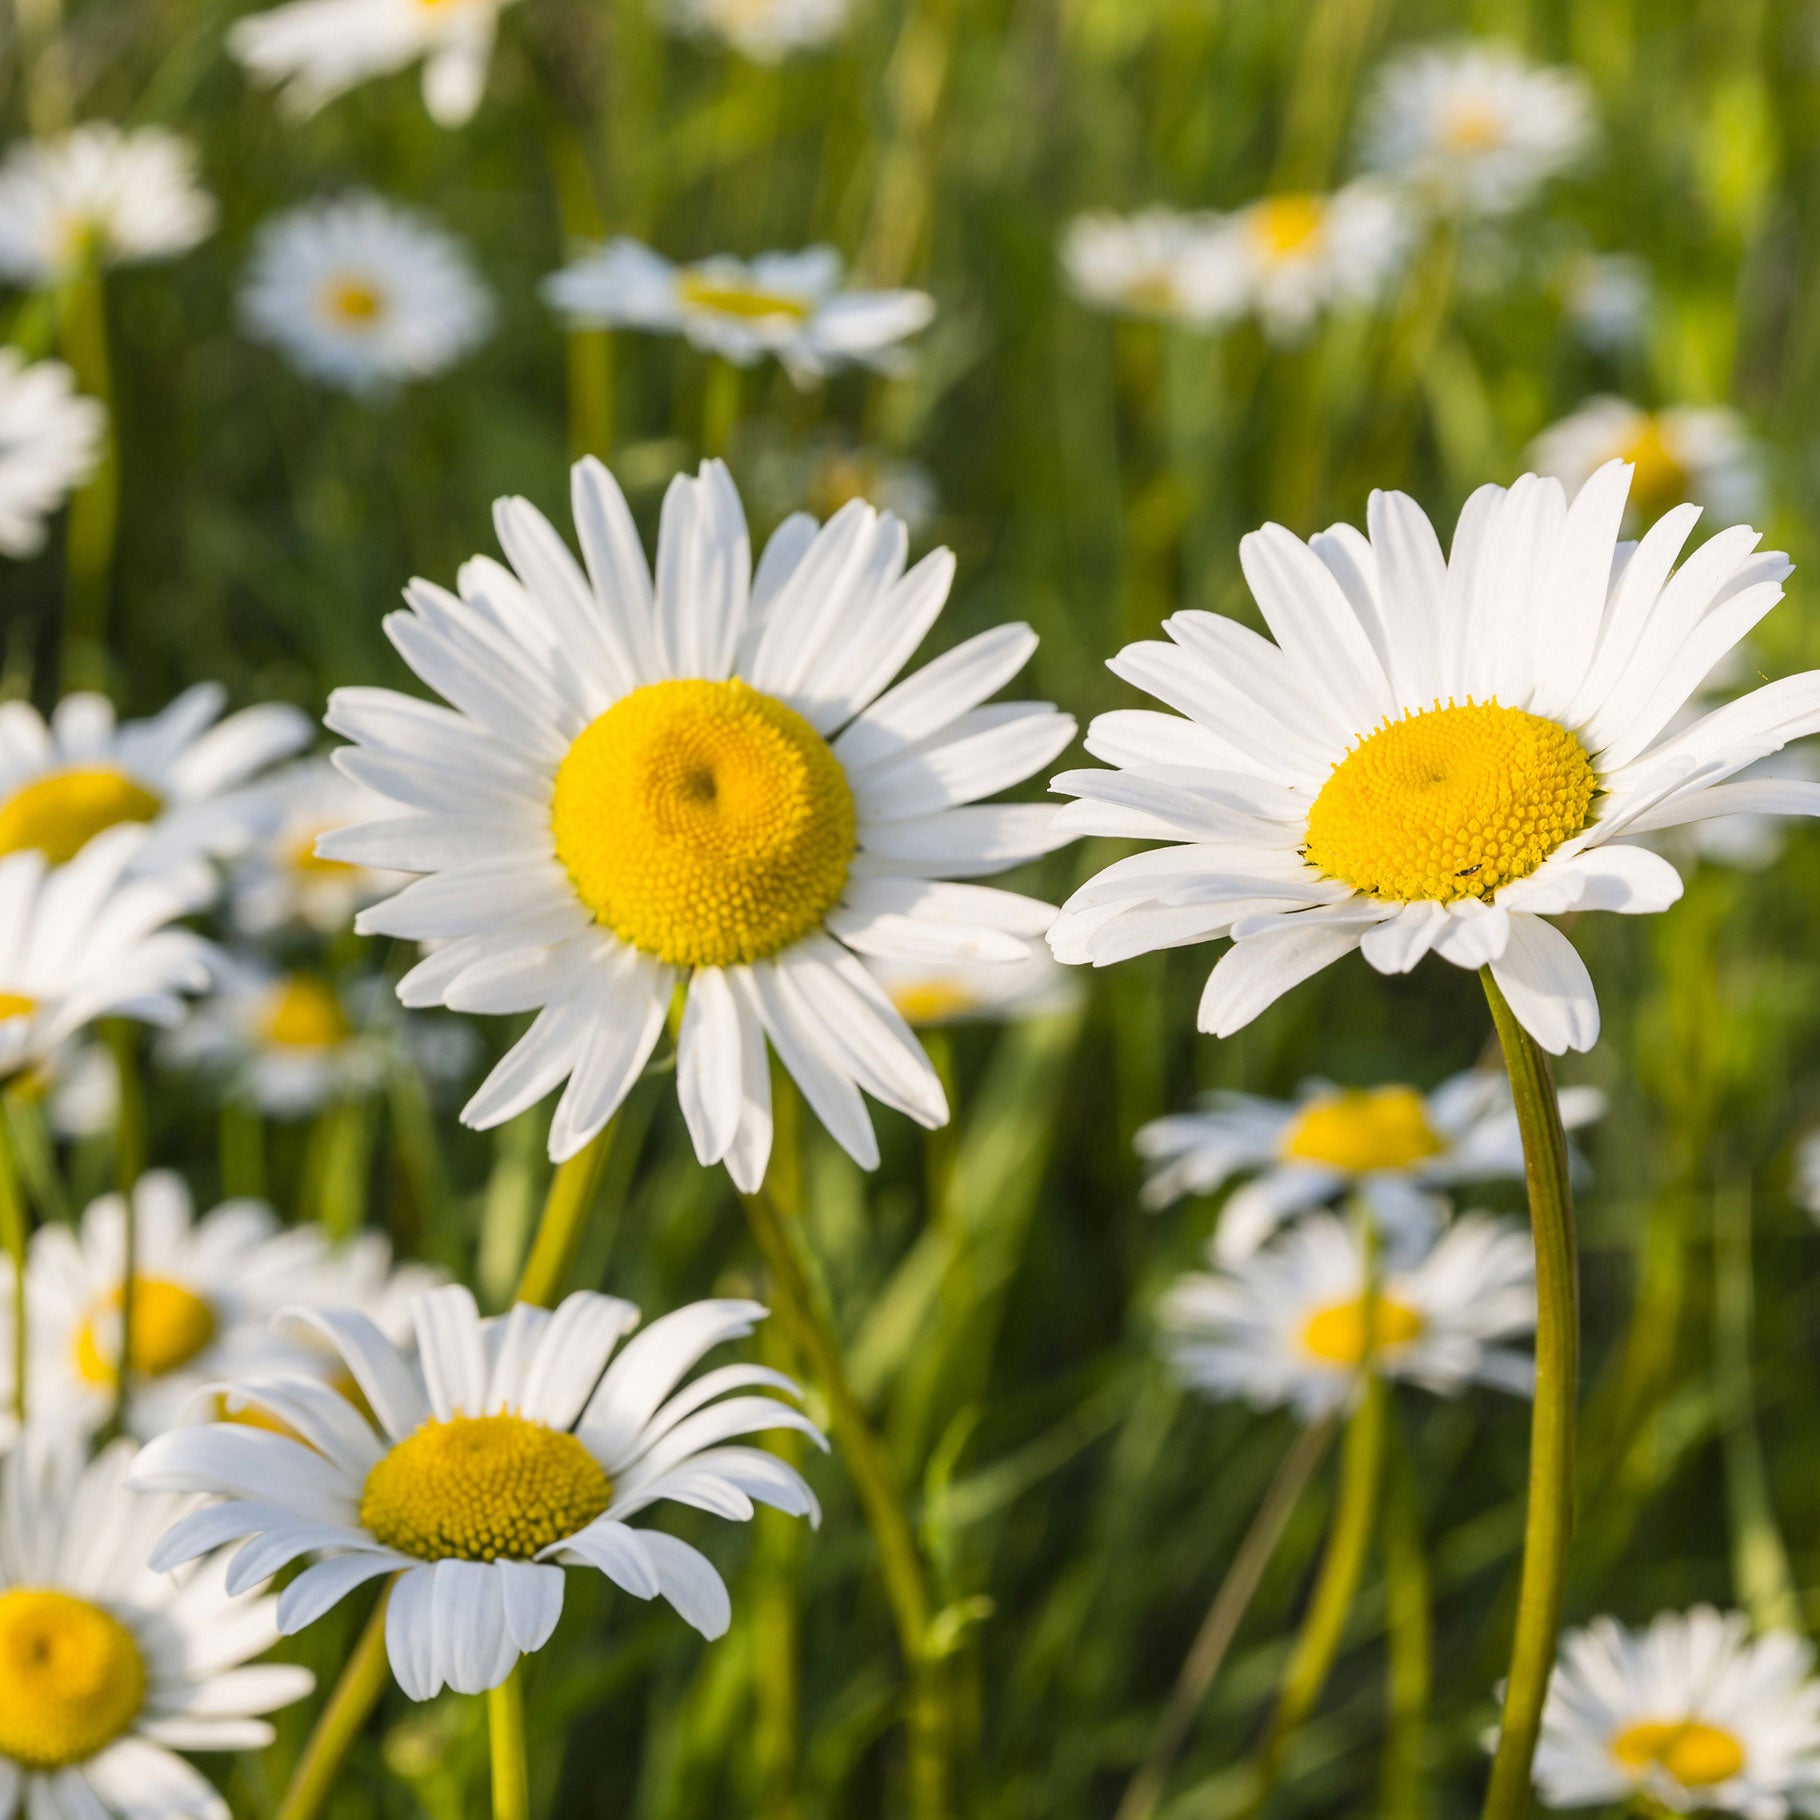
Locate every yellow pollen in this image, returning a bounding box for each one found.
[1617,416,1690,522]
[677,271,813,323]
[552,677,855,968]
[0,991,35,1022]
[1441,101,1504,153]
[1610,1719,1746,1789]
[888,980,979,1027]
[1303,700,1597,904]
[324,277,385,325]
[259,975,352,1050]
[0,767,161,865]
[74,1277,218,1387]
[1248,194,1327,262]
[1300,1294,1425,1367]
[0,1589,146,1771]
[289,826,356,877]
[1281,1087,1445,1174]
[360,1413,613,1562]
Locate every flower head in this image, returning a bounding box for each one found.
[869,946,1080,1030]
[1531,398,1762,527]
[665,0,848,59]
[0,352,104,558]
[1061,209,1234,324]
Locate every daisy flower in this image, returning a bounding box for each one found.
[240,194,492,396]
[322,456,1074,1185]
[745,433,938,540]
[868,947,1080,1030]
[1361,43,1595,218]
[1530,397,1762,527]
[1049,460,1820,1056]
[0,1436,314,1820]
[133,1285,825,1700]
[1161,1209,1537,1420]
[0,125,215,287]
[1529,1608,1820,1816]
[228,0,517,127]
[541,241,935,387]
[1061,209,1235,324]
[1137,1070,1605,1257]
[0,1170,330,1444]
[665,0,849,60]
[0,351,105,558]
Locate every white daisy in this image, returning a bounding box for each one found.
[322,456,1074,1186]
[0,1435,314,1820]
[240,194,492,395]
[1137,1070,1605,1257]
[1361,42,1595,218]
[1061,208,1236,324]
[0,125,215,287]
[228,0,517,127]
[1531,397,1762,527]
[0,684,311,877]
[1049,460,1820,1056]
[0,1170,330,1444]
[1529,1608,1820,1817]
[1558,251,1652,354]
[868,946,1080,1029]
[132,1284,825,1700]
[541,242,935,387]
[0,352,104,558]
[1162,1209,1537,1420]
[665,0,848,60]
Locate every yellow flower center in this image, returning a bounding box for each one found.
[289,827,357,877]
[1248,194,1327,262]
[1303,700,1598,903]
[0,767,162,865]
[1440,101,1504,153]
[1617,416,1690,523]
[74,1277,218,1387]
[888,980,978,1027]
[1610,1719,1747,1789]
[1299,1294,1425,1367]
[259,975,351,1050]
[0,991,35,1022]
[552,677,856,968]
[322,276,385,327]
[360,1413,613,1562]
[0,1589,147,1771]
[677,271,813,322]
[1281,1086,1445,1174]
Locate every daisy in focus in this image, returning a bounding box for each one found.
[1137,1070,1604,1258]
[869,947,1080,1030]
[1528,1608,1820,1816]
[240,194,492,395]
[1061,209,1233,324]
[0,125,215,287]
[1161,1209,1537,1420]
[1361,43,1595,218]
[0,352,104,558]
[665,0,848,60]
[1530,397,1761,527]
[134,1285,825,1699]
[1049,460,1820,1055]
[0,1437,314,1820]
[324,457,1073,1185]
[229,0,517,127]
[542,242,935,386]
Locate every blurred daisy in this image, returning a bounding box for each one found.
[745,434,937,540]
[0,685,310,875]
[0,1170,328,1444]
[1795,1128,1820,1223]
[1529,1608,1820,1816]
[240,194,492,396]
[1061,209,1234,324]
[1137,1071,1605,1257]
[0,1436,314,1820]
[324,457,1072,1185]
[0,125,215,286]
[134,1285,825,1699]
[229,0,517,127]
[1558,252,1652,354]
[666,0,848,59]
[0,352,105,558]
[1531,398,1762,527]
[1162,1210,1537,1420]
[1050,461,1819,1056]
[0,829,214,1092]
[1362,43,1595,218]
[308,1232,446,1342]
[869,947,1079,1029]
[542,241,934,386]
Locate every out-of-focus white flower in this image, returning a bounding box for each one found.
[867,947,1081,1029]
[1529,397,1763,526]
[665,0,848,60]
[0,352,104,558]
[1558,251,1652,353]
[1061,209,1236,324]
[744,434,939,540]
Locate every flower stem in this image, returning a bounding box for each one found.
[514,1120,615,1309]
[57,265,118,692]
[0,1095,29,1428]
[1479,968,1579,1820]
[273,1584,394,1820]
[488,1664,531,1820]
[103,1018,143,1445]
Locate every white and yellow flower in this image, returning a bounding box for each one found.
[229,0,517,127]
[665,0,848,59]
[1137,1070,1604,1257]
[1161,1209,1536,1420]
[1061,209,1235,324]
[869,947,1080,1030]
[0,1436,314,1820]
[1362,43,1594,218]
[0,125,215,287]
[0,352,104,558]
[1530,398,1762,528]
[133,1284,825,1700]
[1049,461,1820,1056]
[542,242,934,386]
[1528,1608,1820,1816]
[323,457,1073,1185]
[240,194,492,395]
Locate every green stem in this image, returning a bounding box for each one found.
[701,357,742,461]
[751,1304,805,1820]
[1479,969,1579,1820]
[103,1019,143,1443]
[1115,1416,1336,1820]
[57,266,118,692]
[514,1120,615,1309]
[488,1664,531,1820]
[273,1584,394,1820]
[0,1095,30,1428]
[1380,1413,1432,1820]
